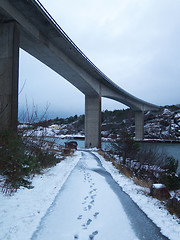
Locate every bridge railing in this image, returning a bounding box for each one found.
[33,1,104,74]
[32,0,121,89]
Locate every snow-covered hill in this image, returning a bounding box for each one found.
[19,105,180,141]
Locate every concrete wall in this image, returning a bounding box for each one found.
[85,95,101,148]
[135,111,144,140]
[0,21,19,132]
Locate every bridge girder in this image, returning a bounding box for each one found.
[0,0,159,111]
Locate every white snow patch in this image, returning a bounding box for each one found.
[174,113,180,119]
[163,108,171,115]
[152,184,166,189]
[0,152,81,240]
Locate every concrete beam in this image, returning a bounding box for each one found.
[0,21,19,132]
[135,111,144,140]
[101,84,159,111]
[85,95,101,148]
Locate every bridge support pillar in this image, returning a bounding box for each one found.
[0,22,19,133]
[135,111,144,140]
[85,95,101,148]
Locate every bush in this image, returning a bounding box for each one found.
[109,128,180,191]
[160,174,180,190]
[0,129,60,194]
[159,156,180,190]
[34,151,59,169]
[0,129,34,191]
[111,126,139,164]
[165,156,178,173]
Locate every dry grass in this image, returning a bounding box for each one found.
[117,164,134,178]
[99,150,180,219]
[166,205,180,219]
[133,177,153,189]
[62,148,75,157]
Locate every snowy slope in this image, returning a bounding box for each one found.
[0,152,80,240]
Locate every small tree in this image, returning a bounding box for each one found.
[112,125,139,164]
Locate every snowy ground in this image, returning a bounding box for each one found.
[31,151,140,240]
[0,151,180,240]
[94,152,180,240]
[0,152,80,240]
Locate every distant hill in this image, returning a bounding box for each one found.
[34,105,180,140]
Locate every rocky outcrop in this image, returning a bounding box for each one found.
[150,184,171,200]
[167,194,180,216]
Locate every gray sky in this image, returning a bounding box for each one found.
[19,0,180,119]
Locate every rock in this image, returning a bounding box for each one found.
[150,183,171,200]
[167,196,180,216]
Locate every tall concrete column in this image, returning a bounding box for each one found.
[85,95,101,148]
[0,22,19,133]
[135,111,144,140]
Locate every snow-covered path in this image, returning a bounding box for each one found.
[31,151,168,240]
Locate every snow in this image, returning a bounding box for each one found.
[0,152,80,240]
[94,152,180,240]
[163,109,171,116]
[18,124,32,129]
[31,152,139,240]
[174,113,180,119]
[152,184,166,189]
[0,151,180,240]
[22,126,85,139]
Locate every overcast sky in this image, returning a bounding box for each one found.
[19,0,180,119]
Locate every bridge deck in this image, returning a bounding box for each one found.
[0,0,159,111]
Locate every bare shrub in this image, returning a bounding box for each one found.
[0,102,63,195]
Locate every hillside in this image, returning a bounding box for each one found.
[21,105,180,140]
[101,105,180,140]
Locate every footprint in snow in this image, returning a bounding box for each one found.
[74,234,79,239]
[82,224,87,230]
[90,200,95,204]
[77,215,82,220]
[89,189,97,195]
[87,219,92,225]
[84,207,88,211]
[82,218,92,229]
[89,231,98,239]
[93,212,99,218]
[91,194,96,200]
[88,205,92,210]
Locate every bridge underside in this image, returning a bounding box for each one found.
[0,0,159,148]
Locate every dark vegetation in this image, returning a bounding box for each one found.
[0,129,63,195]
[107,126,180,191]
[99,125,180,216]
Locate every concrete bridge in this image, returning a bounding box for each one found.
[0,0,159,148]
